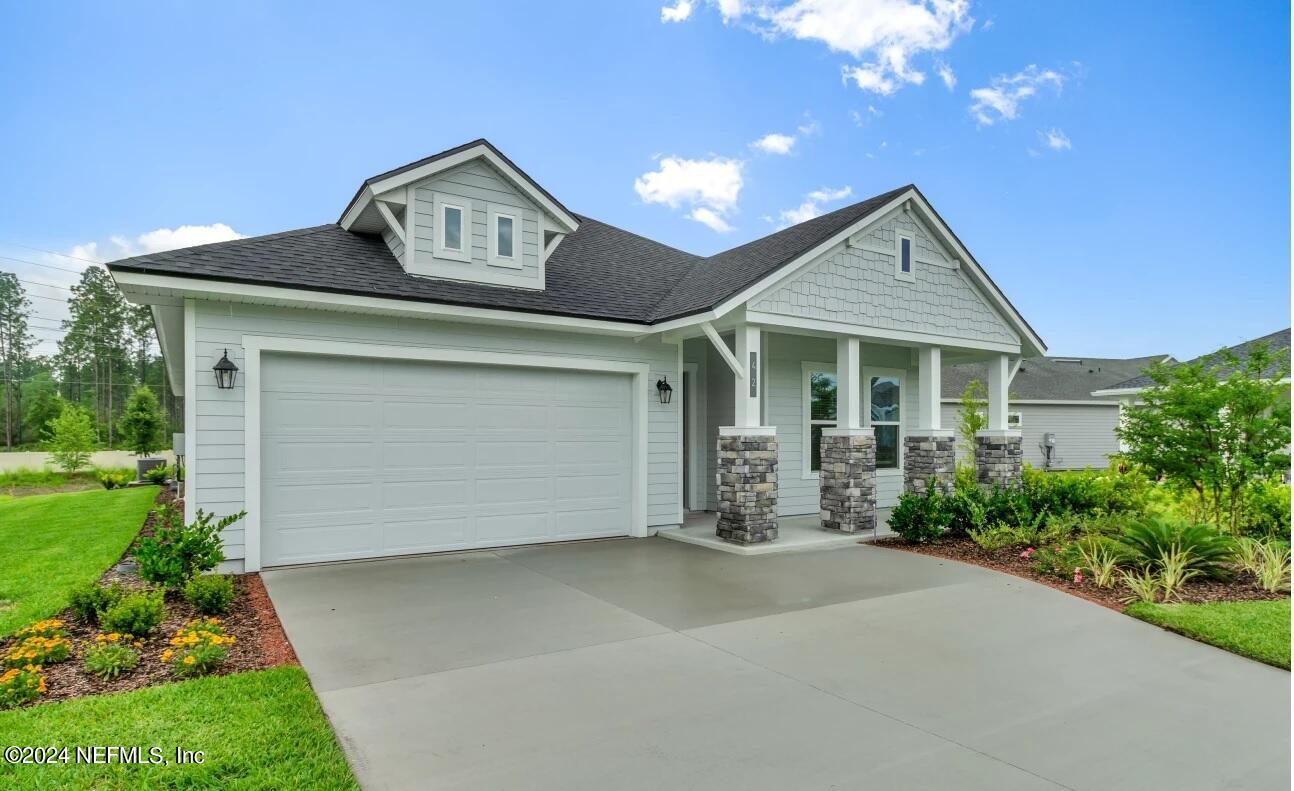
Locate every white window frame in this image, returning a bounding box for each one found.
[895,232,915,282]
[864,366,905,471]
[801,361,837,478]
[488,207,522,269]
[1007,410,1023,429]
[433,193,471,263]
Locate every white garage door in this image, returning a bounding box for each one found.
[260,353,634,566]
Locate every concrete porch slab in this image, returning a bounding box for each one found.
[656,510,894,555]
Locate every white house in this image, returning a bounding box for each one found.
[108,139,1045,571]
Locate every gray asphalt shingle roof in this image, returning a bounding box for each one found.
[943,355,1169,402]
[1104,328,1291,391]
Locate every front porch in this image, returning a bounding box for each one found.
[677,320,1023,549]
[658,509,896,555]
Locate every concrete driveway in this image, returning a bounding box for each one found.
[263,538,1289,791]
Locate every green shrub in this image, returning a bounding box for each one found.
[969,522,1036,552]
[99,590,165,637]
[118,386,166,457]
[135,504,245,588]
[1240,479,1292,541]
[183,574,236,615]
[1030,542,1083,578]
[1117,517,1236,580]
[889,489,951,543]
[96,469,132,490]
[0,666,45,709]
[945,486,989,536]
[68,581,126,624]
[143,465,171,485]
[83,638,141,681]
[46,405,96,473]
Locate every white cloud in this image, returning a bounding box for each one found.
[1040,127,1072,150]
[634,155,744,232]
[751,132,797,155]
[968,64,1065,125]
[981,17,994,30]
[936,59,956,90]
[689,207,735,232]
[775,185,853,228]
[716,0,745,21]
[661,0,694,23]
[797,118,821,136]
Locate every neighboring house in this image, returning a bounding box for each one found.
[941,355,1170,470]
[107,139,1044,570]
[1092,328,1292,397]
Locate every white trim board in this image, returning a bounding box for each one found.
[240,336,651,572]
[183,298,197,526]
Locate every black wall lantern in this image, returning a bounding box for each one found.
[656,376,673,405]
[213,349,239,390]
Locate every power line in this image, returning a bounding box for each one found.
[0,254,94,276]
[0,241,107,267]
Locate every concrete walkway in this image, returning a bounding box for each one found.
[264,538,1290,791]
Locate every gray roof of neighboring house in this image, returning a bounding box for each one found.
[105,141,1028,332]
[943,355,1170,402]
[1103,328,1291,391]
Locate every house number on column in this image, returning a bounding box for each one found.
[749,352,758,397]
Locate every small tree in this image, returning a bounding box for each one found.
[118,386,165,457]
[956,378,988,465]
[1118,341,1291,533]
[22,375,63,443]
[47,404,95,473]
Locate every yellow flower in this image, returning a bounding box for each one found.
[183,656,195,665]
[161,650,174,662]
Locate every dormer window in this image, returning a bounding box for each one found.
[433,193,471,262]
[489,208,521,268]
[895,233,914,282]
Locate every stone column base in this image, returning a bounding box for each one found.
[974,430,1023,489]
[903,430,957,495]
[716,429,778,545]
[819,429,877,534]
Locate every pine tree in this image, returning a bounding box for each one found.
[0,272,34,449]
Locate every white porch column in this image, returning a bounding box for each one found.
[985,352,1010,431]
[717,323,777,544]
[905,345,955,495]
[732,323,764,428]
[917,345,941,431]
[836,336,861,429]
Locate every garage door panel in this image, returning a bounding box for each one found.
[261,353,634,567]
[382,480,473,509]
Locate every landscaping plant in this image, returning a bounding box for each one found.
[68,581,126,625]
[969,523,1035,552]
[955,378,988,464]
[161,618,235,678]
[1121,568,1162,604]
[889,489,951,542]
[1117,340,1291,533]
[117,386,166,458]
[1075,538,1122,588]
[135,504,245,588]
[143,464,172,485]
[1117,517,1236,580]
[1252,540,1291,593]
[4,625,72,668]
[183,574,236,615]
[0,666,45,709]
[96,469,131,490]
[82,634,141,681]
[99,591,165,638]
[1155,545,1200,601]
[46,405,96,474]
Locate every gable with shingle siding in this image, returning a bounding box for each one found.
[750,211,1019,346]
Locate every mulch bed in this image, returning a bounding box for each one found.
[875,534,1287,611]
[3,490,297,707]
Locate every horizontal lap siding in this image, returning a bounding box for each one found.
[192,301,681,560]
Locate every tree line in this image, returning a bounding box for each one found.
[0,267,181,451]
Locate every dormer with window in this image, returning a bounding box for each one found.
[339,140,579,290]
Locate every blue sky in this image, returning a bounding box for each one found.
[0,0,1288,359]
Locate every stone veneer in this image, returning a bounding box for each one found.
[974,431,1023,489]
[819,431,877,534]
[903,432,957,495]
[715,434,778,544]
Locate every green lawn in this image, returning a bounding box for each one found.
[0,487,158,637]
[1126,599,1291,669]
[0,667,358,790]
[0,467,130,497]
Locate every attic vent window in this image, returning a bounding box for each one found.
[488,207,522,269]
[432,193,471,263]
[895,233,915,282]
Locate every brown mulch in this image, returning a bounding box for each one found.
[2,490,298,706]
[875,534,1288,611]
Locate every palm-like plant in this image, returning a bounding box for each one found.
[1117,517,1235,580]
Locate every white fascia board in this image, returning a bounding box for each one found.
[744,310,1022,354]
[1090,387,1147,397]
[339,185,376,230]
[706,188,1046,358]
[940,397,1122,406]
[352,144,579,234]
[112,271,655,337]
